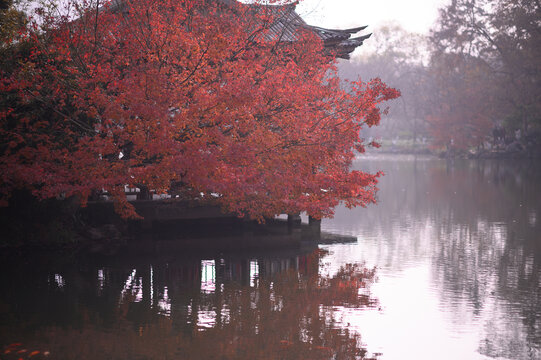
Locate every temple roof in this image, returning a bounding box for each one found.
[243,2,370,59]
[106,0,370,59]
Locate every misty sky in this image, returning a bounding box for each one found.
[296,0,449,34]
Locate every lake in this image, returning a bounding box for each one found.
[1,154,540,359]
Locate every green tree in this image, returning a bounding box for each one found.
[427,51,495,151]
[430,0,541,147]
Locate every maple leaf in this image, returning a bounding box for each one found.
[0,0,398,220]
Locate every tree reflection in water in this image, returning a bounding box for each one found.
[326,155,541,359]
[0,249,379,360]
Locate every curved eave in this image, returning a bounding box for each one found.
[323,34,372,59]
[305,25,370,58]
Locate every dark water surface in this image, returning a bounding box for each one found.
[1,154,540,359]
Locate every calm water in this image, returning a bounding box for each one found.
[1,154,540,359]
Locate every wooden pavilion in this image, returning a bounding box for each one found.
[222,0,371,59]
[107,0,371,59]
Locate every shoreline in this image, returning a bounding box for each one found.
[365,146,541,159]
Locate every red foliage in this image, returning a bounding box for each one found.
[0,0,398,220]
[427,54,493,151]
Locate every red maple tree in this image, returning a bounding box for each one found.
[427,52,494,152]
[0,0,399,220]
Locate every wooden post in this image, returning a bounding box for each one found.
[137,186,151,200]
[287,213,301,226]
[287,213,302,237]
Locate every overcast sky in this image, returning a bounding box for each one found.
[296,0,449,34]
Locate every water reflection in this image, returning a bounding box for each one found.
[2,155,540,360]
[323,154,541,360]
[0,249,378,360]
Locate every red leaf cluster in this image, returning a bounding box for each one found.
[0,0,399,220]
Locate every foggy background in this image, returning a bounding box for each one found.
[301,0,541,155]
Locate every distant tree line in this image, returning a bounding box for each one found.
[339,0,540,155]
